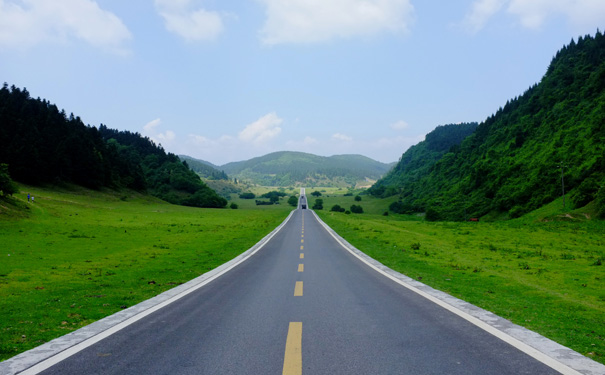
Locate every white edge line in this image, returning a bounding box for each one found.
[310,210,604,375]
[4,210,295,375]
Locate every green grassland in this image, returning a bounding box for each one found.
[0,185,290,361]
[315,194,605,364]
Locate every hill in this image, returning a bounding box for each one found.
[218,151,394,187]
[370,31,605,220]
[0,84,227,208]
[369,122,478,198]
[179,155,228,181]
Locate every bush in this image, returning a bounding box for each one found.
[596,187,605,219]
[570,177,600,208]
[354,195,362,202]
[312,199,323,210]
[230,202,238,209]
[425,207,440,221]
[0,164,18,197]
[350,204,364,214]
[288,196,298,207]
[239,192,255,199]
[311,191,322,197]
[331,204,345,212]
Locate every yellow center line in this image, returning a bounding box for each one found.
[298,264,304,272]
[282,322,302,375]
[294,281,303,296]
[300,245,304,250]
[301,239,304,243]
[300,253,304,259]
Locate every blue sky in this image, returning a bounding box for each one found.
[1,0,604,165]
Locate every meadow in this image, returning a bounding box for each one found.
[1,186,603,365]
[314,193,605,364]
[0,185,291,361]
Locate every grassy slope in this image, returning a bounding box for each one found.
[0,185,291,361]
[315,194,604,364]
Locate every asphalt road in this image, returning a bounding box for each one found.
[34,208,562,375]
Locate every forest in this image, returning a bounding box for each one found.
[371,31,605,220]
[0,84,226,208]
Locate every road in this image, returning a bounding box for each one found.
[21,201,575,374]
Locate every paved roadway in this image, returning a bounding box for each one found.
[33,205,564,374]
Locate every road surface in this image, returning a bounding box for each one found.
[15,203,583,374]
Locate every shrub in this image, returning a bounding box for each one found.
[229,202,238,209]
[288,196,298,207]
[425,207,440,221]
[312,199,323,210]
[0,164,18,197]
[350,204,364,214]
[354,195,362,202]
[331,204,345,212]
[239,192,255,199]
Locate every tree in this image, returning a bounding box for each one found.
[230,202,238,209]
[354,195,362,201]
[350,204,364,214]
[312,198,323,210]
[311,191,322,197]
[331,204,345,212]
[0,164,18,197]
[288,195,298,207]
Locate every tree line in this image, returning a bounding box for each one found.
[0,84,226,208]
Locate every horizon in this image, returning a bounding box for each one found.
[2,1,605,165]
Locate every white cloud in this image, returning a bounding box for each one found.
[155,0,223,41]
[390,120,409,130]
[258,0,415,45]
[463,0,605,33]
[142,118,176,147]
[461,0,507,33]
[239,112,283,144]
[332,133,353,142]
[0,0,132,52]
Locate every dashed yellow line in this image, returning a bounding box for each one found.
[298,264,304,272]
[294,281,303,296]
[301,239,304,243]
[300,253,304,259]
[282,322,302,375]
[300,245,304,250]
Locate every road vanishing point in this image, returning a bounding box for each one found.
[2,189,604,375]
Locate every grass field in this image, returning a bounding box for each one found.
[0,185,291,361]
[2,185,604,365]
[315,194,605,364]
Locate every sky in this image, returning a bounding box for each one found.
[1,1,605,165]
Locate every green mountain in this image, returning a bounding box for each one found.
[219,151,394,187]
[371,31,605,220]
[0,84,227,208]
[179,155,228,180]
[369,122,478,198]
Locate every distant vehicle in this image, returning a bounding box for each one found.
[300,195,307,209]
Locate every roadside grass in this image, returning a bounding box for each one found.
[315,209,605,364]
[0,185,290,361]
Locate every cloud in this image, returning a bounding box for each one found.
[239,112,283,144]
[390,120,409,130]
[0,0,132,52]
[258,0,415,45]
[461,0,507,33]
[143,118,176,147]
[463,0,605,33]
[332,133,353,142]
[155,0,223,41]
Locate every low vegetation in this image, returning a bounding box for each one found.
[0,185,289,361]
[316,194,605,364]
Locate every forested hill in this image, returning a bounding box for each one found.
[0,84,227,208]
[369,122,478,197]
[371,31,605,220]
[218,151,393,187]
[178,155,228,180]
